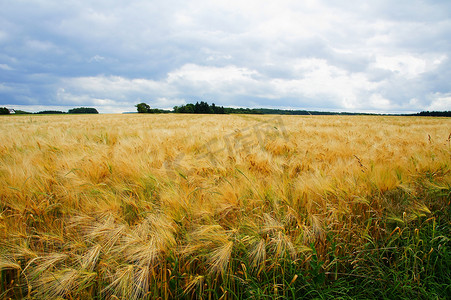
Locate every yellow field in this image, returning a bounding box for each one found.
[0,114,450,299]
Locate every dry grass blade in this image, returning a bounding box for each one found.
[183,275,205,296]
[0,256,21,271]
[207,240,234,276]
[25,253,68,279]
[79,244,102,271]
[248,238,266,269]
[103,264,136,299]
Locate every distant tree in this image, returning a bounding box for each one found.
[176,103,195,113]
[211,103,225,114]
[36,110,65,114]
[173,101,225,114]
[224,107,263,114]
[0,107,10,115]
[186,104,195,113]
[198,101,212,113]
[416,111,451,117]
[136,103,151,113]
[135,103,164,113]
[68,107,99,114]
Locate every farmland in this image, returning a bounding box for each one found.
[0,114,450,299]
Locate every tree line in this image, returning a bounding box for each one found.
[137,101,260,114]
[173,101,226,114]
[136,102,451,117]
[408,111,451,117]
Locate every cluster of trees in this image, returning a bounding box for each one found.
[135,103,168,114]
[225,107,263,114]
[173,101,225,114]
[36,110,66,114]
[0,107,10,115]
[410,111,451,117]
[68,107,99,114]
[137,101,227,114]
[35,108,99,114]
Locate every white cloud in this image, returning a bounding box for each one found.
[368,94,391,109]
[427,93,451,111]
[56,65,262,108]
[24,39,59,52]
[0,64,13,71]
[53,61,382,111]
[371,54,447,78]
[61,76,162,96]
[88,55,105,63]
[269,59,379,108]
[167,64,260,96]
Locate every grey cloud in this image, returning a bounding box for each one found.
[0,0,450,113]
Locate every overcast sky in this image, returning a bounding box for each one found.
[1,0,450,113]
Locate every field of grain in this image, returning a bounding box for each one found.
[0,114,450,299]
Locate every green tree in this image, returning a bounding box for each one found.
[0,107,10,115]
[36,110,65,114]
[136,103,151,113]
[68,107,99,114]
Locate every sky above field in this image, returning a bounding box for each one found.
[1,0,451,113]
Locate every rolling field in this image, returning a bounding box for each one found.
[0,114,450,299]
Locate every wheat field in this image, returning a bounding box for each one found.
[0,114,450,299]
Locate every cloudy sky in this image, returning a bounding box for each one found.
[1,0,450,113]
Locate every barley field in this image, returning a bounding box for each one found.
[0,114,450,299]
